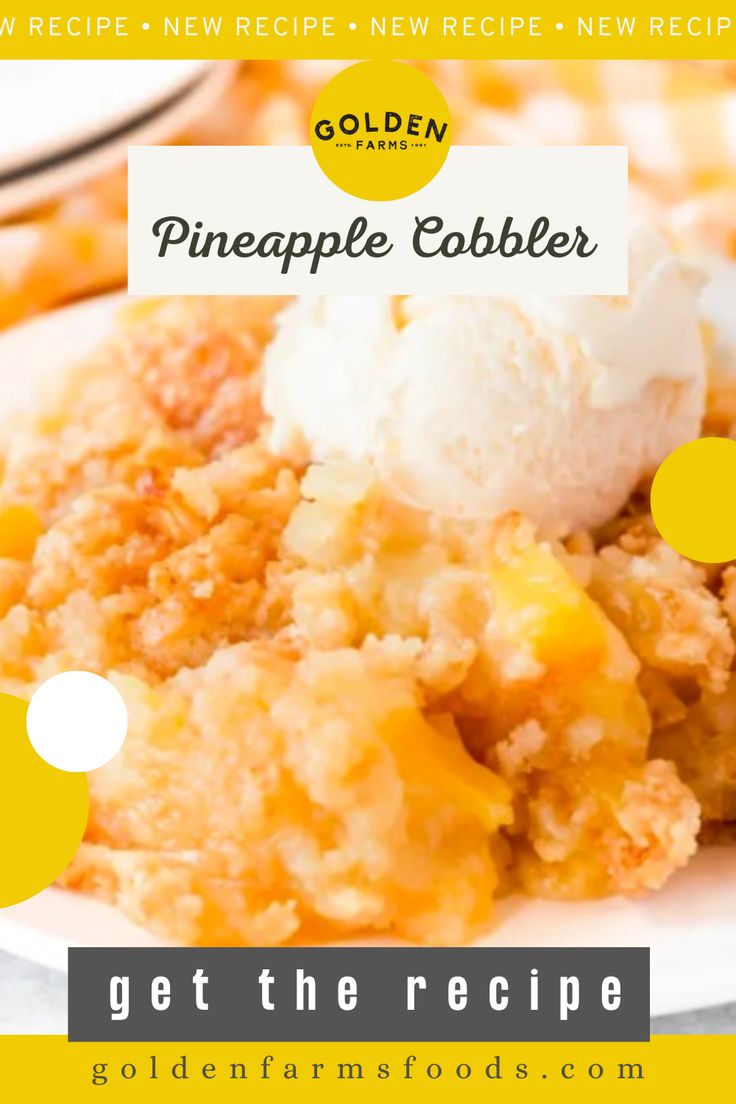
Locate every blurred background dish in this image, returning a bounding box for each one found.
[0,62,235,222]
[0,61,211,174]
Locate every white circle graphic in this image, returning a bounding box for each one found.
[26,671,128,773]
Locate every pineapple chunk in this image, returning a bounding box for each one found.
[386,707,512,832]
[490,536,608,678]
[0,504,43,561]
[487,519,650,758]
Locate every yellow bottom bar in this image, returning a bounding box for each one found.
[0,1036,729,1099]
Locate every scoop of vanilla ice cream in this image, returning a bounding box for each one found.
[263,223,706,534]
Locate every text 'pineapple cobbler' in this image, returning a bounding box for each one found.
[0,265,733,946]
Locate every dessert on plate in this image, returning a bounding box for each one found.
[0,218,734,946]
[1,59,736,946]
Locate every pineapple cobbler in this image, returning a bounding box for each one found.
[1,223,735,947]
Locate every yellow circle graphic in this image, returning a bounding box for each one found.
[0,692,88,907]
[651,437,736,564]
[309,61,451,201]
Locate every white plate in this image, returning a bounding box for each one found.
[2,848,736,1017]
[0,61,212,174]
[0,293,735,1018]
[0,62,236,222]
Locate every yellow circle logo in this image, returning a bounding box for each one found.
[310,61,451,201]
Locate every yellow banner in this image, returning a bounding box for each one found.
[0,1035,728,1099]
[0,3,735,59]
